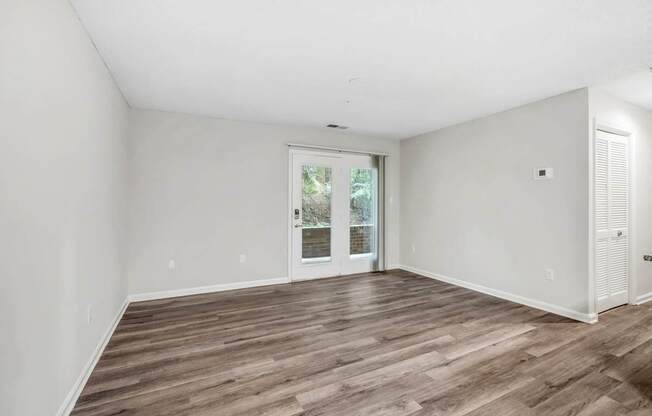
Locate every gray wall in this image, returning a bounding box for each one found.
[0,1,129,415]
[126,110,400,295]
[589,89,652,302]
[400,89,590,315]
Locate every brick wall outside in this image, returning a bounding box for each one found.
[350,225,374,255]
[302,225,374,258]
[302,227,331,258]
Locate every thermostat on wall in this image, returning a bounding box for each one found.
[534,167,554,180]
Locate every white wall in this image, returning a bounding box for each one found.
[400,89,591,318]
[0,1,129,415]
[589,89,652,303]
[126,110,400,295]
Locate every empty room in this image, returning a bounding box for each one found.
[3,1,652,415]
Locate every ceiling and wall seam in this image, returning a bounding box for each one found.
[67,0,131,108]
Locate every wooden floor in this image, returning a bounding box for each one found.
[72,270,652,416]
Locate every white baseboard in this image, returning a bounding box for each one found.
[634,291,652,305]
[399,264,597,324]
[57,298,129,416]
[128,277,290,302]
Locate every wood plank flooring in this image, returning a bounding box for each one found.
[71,270,652,415]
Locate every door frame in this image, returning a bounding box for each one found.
[287,147,380,282]
[588,119,635,318]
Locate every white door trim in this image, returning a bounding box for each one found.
[589,119,634,317]
[287,142,389,157]
[287,148,293,282]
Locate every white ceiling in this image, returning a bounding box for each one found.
[71,0,652,139]
[598,69,652,111]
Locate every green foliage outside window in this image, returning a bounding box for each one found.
[302,166,332,227]
[350,168,373,225]
[301,166,374,227]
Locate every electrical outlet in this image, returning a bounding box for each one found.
[239,254,247,263]
[644,255,652,262]
[87,305,93,324]
[168,259,176,270]
[411,243,416,254]
[545,269,555,281]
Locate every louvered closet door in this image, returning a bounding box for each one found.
[595,130,629,313]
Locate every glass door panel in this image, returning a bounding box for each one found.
[291,151,342,281]
[349,168,375,256]
[341,155,377,276]
[301,165,332,261]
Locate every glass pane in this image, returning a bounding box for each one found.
[302,165,332,259]
[350,168,374,255]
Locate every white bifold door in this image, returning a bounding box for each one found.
[595,129,630,313]
[290,150,378,281]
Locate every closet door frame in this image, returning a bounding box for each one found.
[589,120,635,319]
